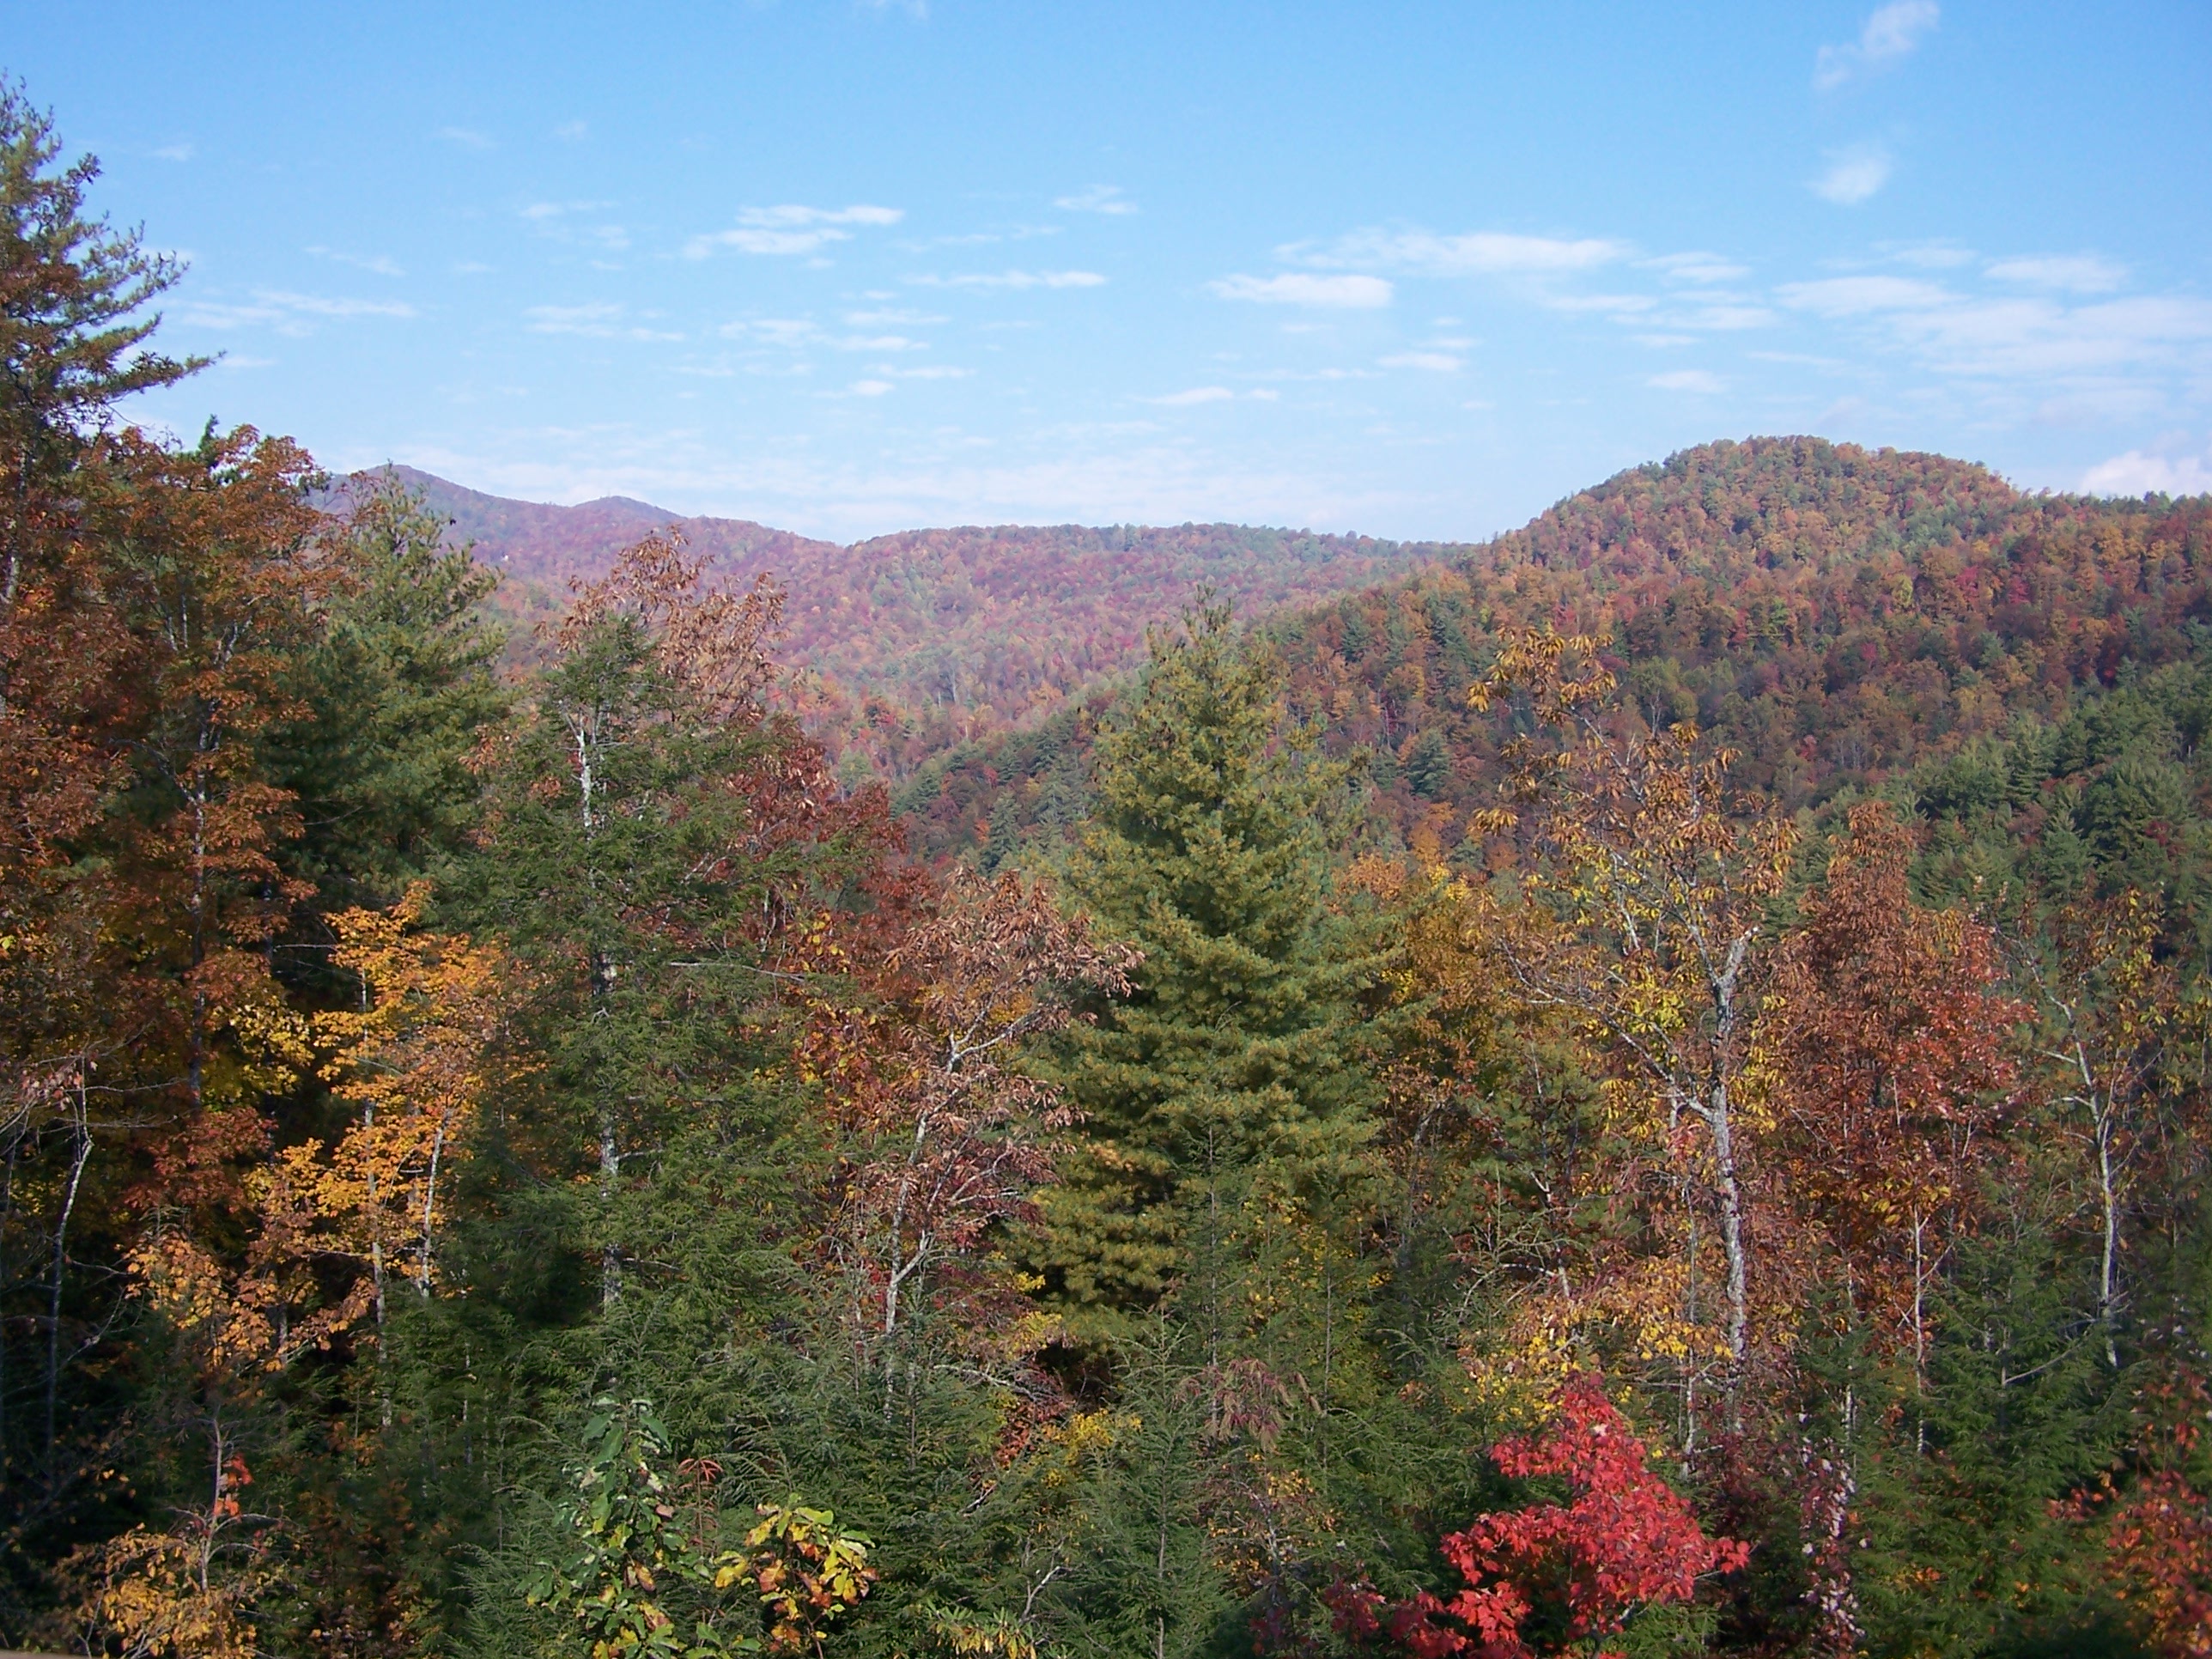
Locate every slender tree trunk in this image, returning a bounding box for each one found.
[44,1102,89,1460]
[1682,1199,1699,1465]
[1710,1080,1749,1380]
[1709,934,1753,1425]
[2094,1091,2121,1369]
[365,1097,387,1330]
[187,783,210,1109]
[1911,1209,1928,1455]
[599,1115,622,1306]
[0,1123,21,1452]
[416,1115,447,1297]
[1154,1424,1176,1659]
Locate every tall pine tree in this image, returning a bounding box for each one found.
[1031,601,1376,1334]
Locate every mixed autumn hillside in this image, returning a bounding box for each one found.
[32,70,2212,1659]
[390,465,1461,775]
[902,437,2212,874]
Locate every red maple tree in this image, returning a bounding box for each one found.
[2061,1370,2212,1657]
[1329,1375,1747,1658]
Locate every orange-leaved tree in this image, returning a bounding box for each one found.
[1763,802,2023,1391]
[799,868,1135,1387]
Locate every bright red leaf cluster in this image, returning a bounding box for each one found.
[1331,1376,1747,1658]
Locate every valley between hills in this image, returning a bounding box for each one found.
[392,463,1459,781]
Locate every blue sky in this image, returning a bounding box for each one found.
[10,1,2211,541]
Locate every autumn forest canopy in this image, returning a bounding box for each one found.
[14,87,2212,1659]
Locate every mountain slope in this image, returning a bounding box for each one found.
[900,437,2212,865]
[387,466,1462,775]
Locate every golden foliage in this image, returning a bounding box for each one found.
[254,883,525,1319]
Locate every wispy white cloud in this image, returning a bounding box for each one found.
[552,119,589,142]
[714,315,937,355]
[1146,386,1237,405]
[1540,293,1656,315]
[256,290,415,319]
[1055,185,1137,215]
[1779,276,2212,378]
[1942,295,2212,376]
[522,303,617,334]
[1778,276,1957,315]
[172,289,416,337]
[687,204,903,258]
[1660,303,1777,331]
[912,226,1063,247]
[1650,369,1726,393]
[1381,351,1463,372]
[1212,272,1393,308]
[1815,1,1939,89]
[521,202,630,252]
[1885,242,1975,269]
[2082,442,2212,496]
[171,302,275,331]
[908,269,1107,289]
[845,307,946,326]
[437,125,494,149]
[742,204,905,228]
[849,380,896,397]
[152,143,193,163]
[697,230,837,257]
[524,302,681,341]
[722,318,822,348]
[1987,254,2129,294]
[1644,252,1751,284]
[307,246,404,277]
[1812,143,1893,205]
[1288,228,1621,276]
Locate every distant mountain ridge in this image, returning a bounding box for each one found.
[898,436,2212,863]
[382,466,1467,776]
[386,465,842,587]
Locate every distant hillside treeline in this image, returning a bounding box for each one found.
[392,467,1456,777]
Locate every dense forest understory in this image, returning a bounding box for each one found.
[9,90,2212,1659]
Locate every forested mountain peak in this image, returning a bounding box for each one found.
[902,436,2212,867]
[1491,435,2023,581]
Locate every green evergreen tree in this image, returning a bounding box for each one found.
[1030,601,1376,1332]
[270,471,508,915]
[444,544,840,1312]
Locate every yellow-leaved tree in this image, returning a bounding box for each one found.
[1465,631,1796,1436]
[70,887,523,1656]
[257,881,523,1334]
